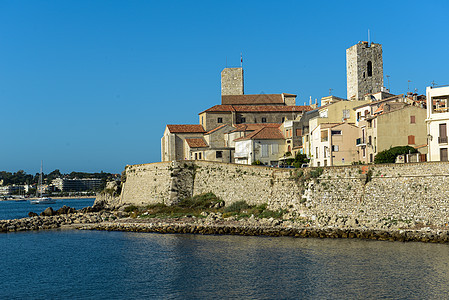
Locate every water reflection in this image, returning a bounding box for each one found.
[119,233,449,299]
[2,230,449,299]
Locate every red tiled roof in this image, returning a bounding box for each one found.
[234,127,284,141]
[205,124,227,135]
[200,105,312,114]
[230,123,281,133]
[185,138,208,148]
[167,124,206,133]
[222,94,285,105]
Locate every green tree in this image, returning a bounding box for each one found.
[374,146,418,164]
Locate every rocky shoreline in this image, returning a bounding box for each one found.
[85,216,449,244]
[2,207,449,244]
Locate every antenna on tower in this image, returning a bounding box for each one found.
[407,80,412,93]
[240,52,243,68]
[431,80,437,87]
[386,75,390,91]
[368,29,370,45]
[329,88,333,95]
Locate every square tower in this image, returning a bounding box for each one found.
[221,67,244,96]
[346,42,383,100]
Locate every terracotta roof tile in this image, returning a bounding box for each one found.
[205,124,227,135]
[230,123,281,133]
[185,138,208,148]
[235,127,284,141]
[167,124,206,133]
[200,105,312,114]
[222,94,285,105]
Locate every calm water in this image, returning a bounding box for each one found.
[0,198,95,220]
[1,229,449,299]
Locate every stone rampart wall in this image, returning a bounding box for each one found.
[120,161,449,227]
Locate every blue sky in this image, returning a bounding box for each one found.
[1,0,448,174]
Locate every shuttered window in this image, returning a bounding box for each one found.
[261,144,268,157]
[408,135,415,145]
[271,144,278,154]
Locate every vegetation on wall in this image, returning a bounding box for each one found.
[374,146,418,164]
[123,193,286,220]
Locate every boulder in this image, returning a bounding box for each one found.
[56,205,70,215]
[40,207,55,216]
[28,212,38,217]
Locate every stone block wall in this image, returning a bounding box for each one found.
[119,160,449,227]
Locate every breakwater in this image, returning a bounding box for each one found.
[87,217,449,243]
[0,206,116,233]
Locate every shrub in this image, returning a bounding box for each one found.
[224,200,251,213]
[310,167,324,178]
[178,192,223,209]
[124,205,139,213]
[251,160,263,165]
[374,146,418,164]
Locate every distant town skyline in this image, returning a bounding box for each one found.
[1,0,448,174]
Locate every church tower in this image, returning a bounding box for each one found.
[221,67,244,96]
[346,41,383,100]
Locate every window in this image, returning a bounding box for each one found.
[316,147,319,159]
[410,116,415,124]
[342,109,350,119]
[321,130,328,142]
[324,146,328,158]
[332,145,339,152]
[441,148,448,162]
[271,144,278,154]
[216,151,223,158]
[439,123,448,143]
[195,153,198,160]
[261,144,268,157]
[296,129,302,136]
[370,154,373,163]
[331,130,342,135]
[282,117,285,122]
[408,135,415,145]
[362,147,366,158]
[367,61,372,77]
[368,136,372,145]
[217,117,223,123]
[241,117,246,123]
[261,117,267,123]
[198,153,202,159]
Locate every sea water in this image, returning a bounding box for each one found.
[1,229,449,299]
[0,198,95,220]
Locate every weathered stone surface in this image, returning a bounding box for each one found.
[41,207,55,217]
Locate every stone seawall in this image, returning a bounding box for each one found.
[120,161,449,229]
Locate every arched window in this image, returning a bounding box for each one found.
[367,61,373,77]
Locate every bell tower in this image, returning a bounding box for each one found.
[346,41,383,100]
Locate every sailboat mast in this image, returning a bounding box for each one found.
[39,161,43,198]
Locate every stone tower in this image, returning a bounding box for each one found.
[346,41,383,100]
[221,67,244,96]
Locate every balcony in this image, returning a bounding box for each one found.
[356,137,366,146]
[438,136,448,144]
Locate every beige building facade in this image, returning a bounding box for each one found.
[426,85,449,161]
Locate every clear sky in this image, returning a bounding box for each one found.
[1,0,448,174]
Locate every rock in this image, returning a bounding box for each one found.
[28,212,38,217]
[56,205,70,215]
[41,207,55,216]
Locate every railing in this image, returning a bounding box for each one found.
[438,136,448,144]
